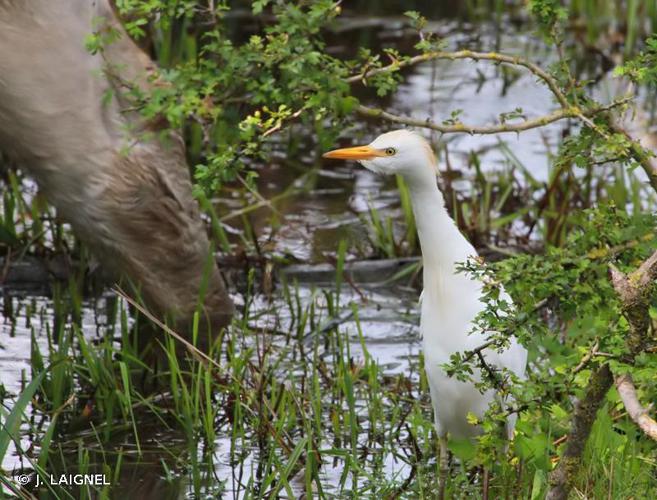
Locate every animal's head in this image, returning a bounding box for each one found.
[323,129,437,179]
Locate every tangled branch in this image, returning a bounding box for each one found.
[348,49,600,131]
[348,50,657,195]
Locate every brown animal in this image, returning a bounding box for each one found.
[0,0,234,337]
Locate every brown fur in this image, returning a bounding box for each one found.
[0,0,234,337]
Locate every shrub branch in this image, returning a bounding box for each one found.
[355,101,624,136]
[348,45,657,500]
[548,249,657,498]
[609,249,657,355]
[546,363,613,500]
[349,49,657,194]
[347,50,570,108]
[349,49,627,134]
[608,120,657,194]
[615,373,657,442]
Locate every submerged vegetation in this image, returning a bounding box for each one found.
[2,0,657,498]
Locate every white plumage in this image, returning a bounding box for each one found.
[324,129,527,489]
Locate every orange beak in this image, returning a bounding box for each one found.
[322,145,385,160]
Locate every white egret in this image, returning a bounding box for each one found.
[324,129,527,494]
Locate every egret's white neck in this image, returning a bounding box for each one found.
[403,168,477,304]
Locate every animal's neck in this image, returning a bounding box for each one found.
[405,172,477,303]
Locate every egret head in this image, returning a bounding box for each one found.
[323,129,437,179]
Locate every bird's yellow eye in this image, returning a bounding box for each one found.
[385,147,396,156]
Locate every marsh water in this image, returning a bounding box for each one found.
[1,7,653,499]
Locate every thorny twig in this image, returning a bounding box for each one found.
[357,104,577,135]
[459,298,548,366]
[572,339,600,374]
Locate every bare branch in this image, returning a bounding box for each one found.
[348,49,657,189]
[346,49,569,108]
[114,286,223,372]
[615,373,657,442]
[356,97,631,136]
[356,104,577,135]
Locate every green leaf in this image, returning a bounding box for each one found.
[0,371,46,462]
[448,437,477,461]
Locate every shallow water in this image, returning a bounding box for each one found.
[1,9,653,499]
[0,294,122,473]
[1,277,421,497]
[233,21,634,262]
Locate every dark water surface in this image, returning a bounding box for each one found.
[1,7,653,499]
